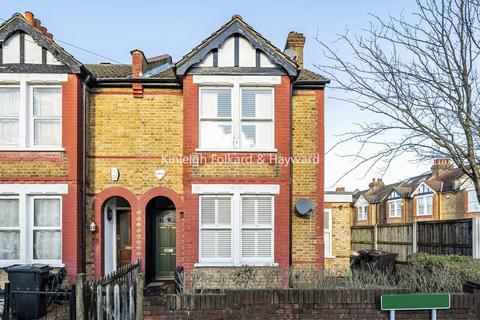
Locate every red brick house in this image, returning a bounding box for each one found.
[0,12,88,282]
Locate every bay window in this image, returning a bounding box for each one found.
[198,86,274,151]
[388,200,402,218]
[0,187,64,266]
[0,83,62,149]
[416,195,433,216]
[468,189,480,212]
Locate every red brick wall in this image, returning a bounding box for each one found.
[0,74,84,282]
[180,75,292,270]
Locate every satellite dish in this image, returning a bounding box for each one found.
[284,48,298,62]
[295,198,315,216]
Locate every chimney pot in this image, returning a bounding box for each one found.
[34,19,41,29]
[336,187,346,192]
[284,32,306,68]
[24,11,34,24]
[46,33,53,41]
[431,158,452,177]
[40,27,47,35]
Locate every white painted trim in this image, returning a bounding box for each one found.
[194,262,279,268]
[324,194,352,203]
[196,186,278,266]
[412,181,436,196]
[0,188,66,266]
[193,75,281,85]
[466,188,480,213]
[0,184,68,194]
[195,148,278,153]
[0,73,68,83]
[387,199,403,218]
[354,195,369,208]
[415,194,434,216]
[324,209,333,257]
[192,184,280,194]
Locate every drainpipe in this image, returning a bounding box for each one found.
[81,74,91,274]
[289,78,296,266]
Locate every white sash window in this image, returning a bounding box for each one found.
[32,87,62,146]
[0,87,20,146]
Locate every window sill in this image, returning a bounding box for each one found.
[0,261,64,268]
[324,255,336,259]
[388,216,402,219]
[0,147,65,152]
[415,214,433,217]
[357,219,368,222]
[195,148,278,153]
[194,262,278,268]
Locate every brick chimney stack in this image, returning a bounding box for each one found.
[368,178,385,193]
[130,49,146,98]
[284,32,305,68]
[431,159,452,177]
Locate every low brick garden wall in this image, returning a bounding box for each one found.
[144,288,477,319]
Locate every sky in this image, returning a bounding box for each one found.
[0,0,432,191]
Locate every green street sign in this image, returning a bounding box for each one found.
[381,293,450,311]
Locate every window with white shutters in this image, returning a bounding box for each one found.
[198,86,274,151]
[241,196,273,262]
[240,89,273,149]
[199,196,232,262]
[199,88,233,149]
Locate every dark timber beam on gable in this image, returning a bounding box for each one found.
[176,19,298,76]
[0,14,83,73]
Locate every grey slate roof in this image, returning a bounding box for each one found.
[84,64,177,81]
[297,69,328,82]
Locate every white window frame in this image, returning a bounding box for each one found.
[0,184,67,267]
[388,199,403,218]
[240,194,274,264]
[0,195,21,265]
[0,73,66,151]
[239,87,275,151]
[199,195,234,264]
[324,209,334,258]
[194,76,278,153]
[193,184,279,267]
[467,188,480,212]
[30,195,62,264]
[357,206,368,221]
[29,85,63,149]
[416,194,434,216]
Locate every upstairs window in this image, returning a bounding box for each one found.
[324,209,333,257]
[357,205,368,221]
[417,195,433,216]
[240,89,273,149]
[0,87,20,146]
[32,87,62,146]
[388,199,403,218]
[0,84,62,150]
[468,189,480,212]
[199,86,274,151]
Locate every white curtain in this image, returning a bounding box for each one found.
[33,88,61,146]
[0,231,19,260]
[0,88,20,145]
[0,199,19,227]
[33,199,61,260]
[34,199,60,227]
[34,230,61,260]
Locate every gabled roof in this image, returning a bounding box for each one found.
[85,63,177,82]
[175,15,299,76]
[0,13,83,74]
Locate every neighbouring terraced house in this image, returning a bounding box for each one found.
[0,11,354,286]
[352,159,480,226]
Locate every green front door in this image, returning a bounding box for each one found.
[155,209,176,279]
